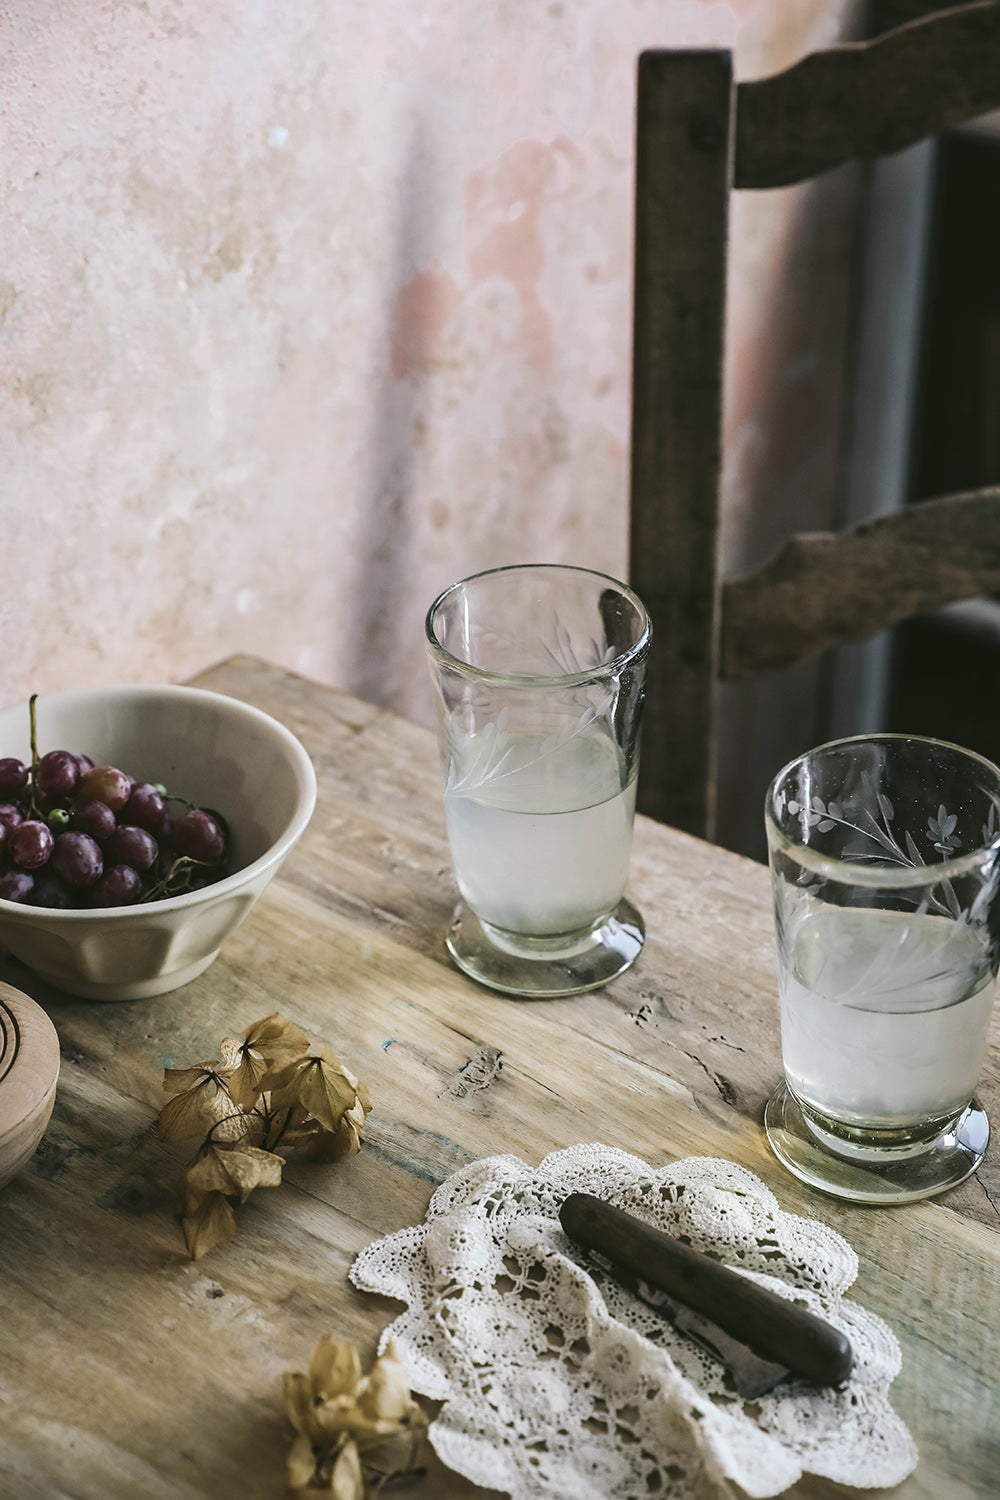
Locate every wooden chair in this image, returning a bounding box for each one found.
[629,0,1000,838]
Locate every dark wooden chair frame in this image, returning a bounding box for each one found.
[629,0,1000,837]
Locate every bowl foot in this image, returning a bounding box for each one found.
[30,950,220,1002]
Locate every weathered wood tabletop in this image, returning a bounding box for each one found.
[1,656,997,1500]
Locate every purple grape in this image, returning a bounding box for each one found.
[104,824,157,872]
[8,820,54,869]
[36,748,82,802]
[69,798,117,842]
[30,872,78,909]
[77,765,132,812]
[202,806,230,842]
[0,708,233,907]
[51,830,103,888]
[0,869,34,902]
[93,864,143,907]
[0,759,28,797]
[171,809,226,864]
[122,782,168,833]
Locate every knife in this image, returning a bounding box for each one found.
[559,1193,853,1390]
[585,1248,790,1399]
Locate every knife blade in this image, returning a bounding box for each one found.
[586,1246,791,1398]
[559,1193,853,1389]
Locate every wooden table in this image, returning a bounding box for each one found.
[1,656,997,1500]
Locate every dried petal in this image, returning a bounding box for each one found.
[210,1108,263,1148]
[182,1191,237,1259]
[244,1011,311,1065]
[330,1439,365,1500]
[180,1142,283,1215]
[284,1370,319,1439]
[163,1062,221,1095]
[179,1143,240,1212]
[302,1099,367,1163]
[271,1056,361,1133]
[310,1337,362,1404]
[286,1431,319,1490]
[320,1051,372,1122]
[226,1048,271,1110]
[342,1097,370,1145]
[358,1342,414,1425]
[290,1122,354,1163]
[221,1013,312,1108]
[218,1036,243,1069]
[158,1071,234,1142]
[219,1144,284,1201]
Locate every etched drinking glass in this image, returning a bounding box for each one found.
[764,734,1000,1203]
[425,564,651,997]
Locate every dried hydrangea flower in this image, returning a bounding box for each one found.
[157,1013,372,1259]
[284,1338,427,1498]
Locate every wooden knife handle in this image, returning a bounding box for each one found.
[559,1193,853,1387]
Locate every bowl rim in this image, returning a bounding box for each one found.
[0,683,317,921]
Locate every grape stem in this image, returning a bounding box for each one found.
[26,694,42,819]
[141,854,211,904]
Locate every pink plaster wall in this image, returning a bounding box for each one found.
[1,0,860,728]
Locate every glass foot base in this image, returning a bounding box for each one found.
[445,899,644,998]
[764,1080,989,1204]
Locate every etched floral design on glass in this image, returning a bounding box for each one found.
[765,734,1000,1204]
[426,566,650,999]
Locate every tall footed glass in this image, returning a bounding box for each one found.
[425,564,650,997]
[764,734,1000,1203]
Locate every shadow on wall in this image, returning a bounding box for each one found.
[343,120,430,709]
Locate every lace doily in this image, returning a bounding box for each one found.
[350,1144,917,1499]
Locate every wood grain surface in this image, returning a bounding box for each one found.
[0,656,997,1500]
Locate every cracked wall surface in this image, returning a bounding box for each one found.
[2,0,858,731]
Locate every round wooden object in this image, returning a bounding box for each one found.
[0,981,60,1190]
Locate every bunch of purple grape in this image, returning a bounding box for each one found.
[0,742,228,909]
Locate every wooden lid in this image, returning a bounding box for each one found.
[0,981,60,1174]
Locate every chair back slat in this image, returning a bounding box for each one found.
[735,1,1000,189]
[630,8,1000,840]
[721,487,1000,678]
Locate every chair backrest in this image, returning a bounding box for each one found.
[629,0,1000,839]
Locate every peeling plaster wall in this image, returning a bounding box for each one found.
[2,0,858,736]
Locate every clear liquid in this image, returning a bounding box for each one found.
[444,730,636,939]
[781,907,996,1131]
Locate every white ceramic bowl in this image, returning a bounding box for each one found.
[0,981,60,1189]
[0,685,317,1000]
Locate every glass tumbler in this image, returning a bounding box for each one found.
[764,734,1000,1203]
[425,564,651,997]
